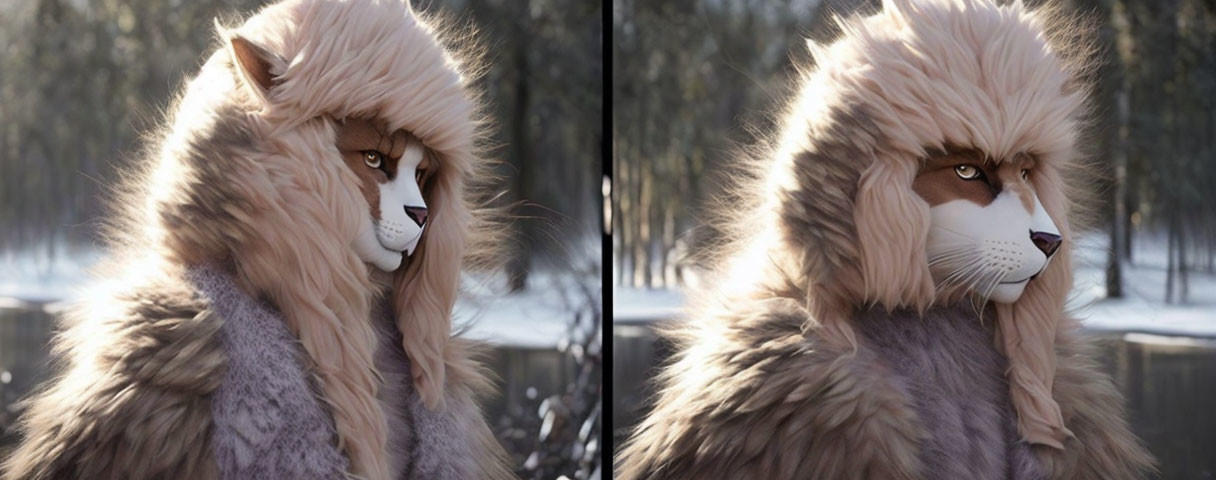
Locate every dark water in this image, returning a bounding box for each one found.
[612,324,1216,480]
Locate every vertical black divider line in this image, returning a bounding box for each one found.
[600,0,615,475]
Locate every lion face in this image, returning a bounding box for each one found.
[336,117,432,272]
[913,150,1062,303]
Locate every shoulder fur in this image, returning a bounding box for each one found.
[617,296,923,480]
[2,263,225,480]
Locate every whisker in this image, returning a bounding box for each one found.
[955,264,989,296]
[938,259,986,295]
[927,246,977,270]
[975,270,1005,303]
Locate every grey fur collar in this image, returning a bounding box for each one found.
[853,303,1044,480]
[191,263,492,480]
[190,263,350,479]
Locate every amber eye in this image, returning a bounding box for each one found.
[363,151,384,169]
[954,164,982,180]
[415,168,427,183]
[1020,169,1030,181]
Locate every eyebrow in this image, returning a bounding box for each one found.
[924,151,979,167]
[386,129,409,159]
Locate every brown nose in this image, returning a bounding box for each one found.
[1030,230,1061,258]
[404,206,428,227]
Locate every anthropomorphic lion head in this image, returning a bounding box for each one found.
[716,0,1093,449]
[116,0,496,477]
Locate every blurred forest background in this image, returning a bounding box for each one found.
[0,0,602,478]
[612,0,1216,302]
[612,1,1216,478]
[0,0,602,284]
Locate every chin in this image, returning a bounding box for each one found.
[354,227,410,273]
[989,281,1029,304]
[370,252,403,272]
[366,239,423,273]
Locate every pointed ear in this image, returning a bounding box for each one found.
[222,28,284,101]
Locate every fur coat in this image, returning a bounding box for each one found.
[617,1,1154,478]
[1,262,509,480]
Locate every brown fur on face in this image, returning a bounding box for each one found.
[335,118,433,221]
[913,150,1039,212]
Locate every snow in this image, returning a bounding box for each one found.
[1070,233,1216,338]
[611,285,684,324]
[457,271,601,349]
[0,245,102,306]
[612,230,1216,338]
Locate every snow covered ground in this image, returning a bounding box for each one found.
[612,286,684,325]
[0,246,598,349]
[1071,232,1216,338]
[0,246,103,308]
[613,231,1216,337]
[457,270,601,349]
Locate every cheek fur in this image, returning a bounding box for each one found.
[363,177,383,221]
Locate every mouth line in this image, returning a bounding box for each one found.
[999,269,1044,285]
[379,230,423,254]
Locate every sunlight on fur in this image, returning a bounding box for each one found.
[618,1,1154,478]
[769,0,1090,448]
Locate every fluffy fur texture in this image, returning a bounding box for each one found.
[195,263,352,479]
[852,303,1043,479]
[618,0,1153,478]
[3,261,224,480]
[193,262,505,479]
[3,1,512,479]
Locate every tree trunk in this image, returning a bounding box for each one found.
[1123,186,1136,263]
[1106,79,1130,299]
[635,165,652,288]
[507,3,532,293]
[1165,211,1177,304]
[617,143,630,286]
[1179,222,1189,303]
